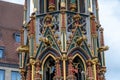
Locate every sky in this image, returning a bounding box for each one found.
[1,0,120,80]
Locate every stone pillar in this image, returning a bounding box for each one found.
[54,57,62,80]
[92,59,98,80]
[100,28,104,47]
[35,61,41,80]
[62,54,67,80]
[90,13,98,57]
[26,64,31,80]
[86,60,93,80]
[67,57,76,80]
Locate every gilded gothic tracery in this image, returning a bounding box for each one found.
[17,0,108,80]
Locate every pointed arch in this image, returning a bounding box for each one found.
[68,47,91,60]
[41,54,56,80]
[72,54,86,80]
[73,53,86,71]
[38,47,61,61]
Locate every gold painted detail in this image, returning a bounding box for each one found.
[17,45,29,52]
[92,58,98,64]
[61,2,66,10]
[98,46,109,52]
[70,3,76,11]
[73,14,81,27]
[92,34,98,38]
[44,14,53,28]
[30,58,35,80]
[39,37,51,46]
[73,14,81,21]
[99,66,106,73]
[62,54,67,60]
[76,36,87,46]
[62,54,67,80]
[49,4,55,12]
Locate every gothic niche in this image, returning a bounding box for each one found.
[43,56,55,80]
[73,56,85,80]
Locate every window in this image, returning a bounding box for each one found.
[14,33,20,43]
[0,69,5,80]
[0,47,4,59]
[11,71,21,80]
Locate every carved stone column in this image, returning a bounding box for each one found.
[26,64,31,80]
[86,60,93,80]
[53,57,62,80]
[67,57,76,80]
[35,60,41,80]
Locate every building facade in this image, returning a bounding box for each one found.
[0,1,23,80]
[17,0,108,80]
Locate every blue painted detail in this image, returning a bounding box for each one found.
[38,47,61,61]
[68,47,90,60]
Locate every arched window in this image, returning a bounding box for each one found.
[43,56,55,80]
[73,56,85,80]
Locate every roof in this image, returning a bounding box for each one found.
[0,1,24,65]
[0,1,24,30]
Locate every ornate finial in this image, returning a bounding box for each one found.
[98,46,109,52]
[49,0,55,11]
[44,14,53,28]
[60,1,66,10]
[73,14,81,27]
[76,36,87,46]
[39,37,51,46]
[17,45,29,52]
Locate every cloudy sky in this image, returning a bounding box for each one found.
[2,0,120,80]
[98,0,120,80]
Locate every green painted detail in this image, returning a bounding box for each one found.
[63,32,65,51]
[70,0,76,3]
[69,43,75,50]
[47,35,59,51]
[93,38,97,56]
[30,37,34,57]
[103,52,105,66]
[68,27,92,58]
[41,45,46,52]
[68,28,82,51]
[37,27,60,55]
